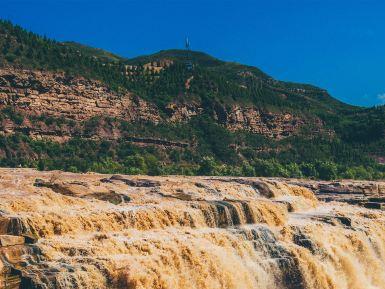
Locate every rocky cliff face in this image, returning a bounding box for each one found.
[0,169,384,289]
[0,68,313,140]
[219,106,304,138]
[0,68,161,122]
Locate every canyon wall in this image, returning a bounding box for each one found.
[0,68,309,140]
[0,68,161,122]
[0,169,385,289]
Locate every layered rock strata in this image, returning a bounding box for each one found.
[0,68,311,140]
[288,179,385,209]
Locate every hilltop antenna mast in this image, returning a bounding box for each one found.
[185,37,193,70]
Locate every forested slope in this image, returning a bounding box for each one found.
[0,19,384,180]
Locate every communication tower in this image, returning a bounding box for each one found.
[185,37,193,70]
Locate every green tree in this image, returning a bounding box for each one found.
[241,161,255,177]
[124,155,147,174]
[198,156,221,176]
[315,161,338,180]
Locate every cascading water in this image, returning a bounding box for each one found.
[0,169,384,289]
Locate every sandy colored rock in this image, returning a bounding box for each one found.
[0,68,161,123]
[0,68,323,140]
[0,235,25,247]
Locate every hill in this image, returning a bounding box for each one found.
[61,41,126,63]
[0,19,384,180]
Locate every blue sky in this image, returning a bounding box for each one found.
[1,0,385,107]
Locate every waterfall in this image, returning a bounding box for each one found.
[0,170,384,289]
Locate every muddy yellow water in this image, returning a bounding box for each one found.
[0,169,384,289]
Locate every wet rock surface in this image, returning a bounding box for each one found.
[287,179,385,210]
[0,169,384,289]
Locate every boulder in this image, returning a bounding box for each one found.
[363,202,385,210]
[0,235,25,247]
